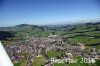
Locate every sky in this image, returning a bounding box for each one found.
[0,0,100,27]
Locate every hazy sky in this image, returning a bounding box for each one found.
[0,0,100,26]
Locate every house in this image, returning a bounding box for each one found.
[95,55,100,60]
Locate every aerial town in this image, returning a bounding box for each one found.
[4,32,100,66]
[0,0,100,66]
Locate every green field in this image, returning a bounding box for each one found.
[46,51,62,58]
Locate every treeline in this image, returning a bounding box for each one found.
[0,31,15,40]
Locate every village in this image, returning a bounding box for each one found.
[4,33,100,66]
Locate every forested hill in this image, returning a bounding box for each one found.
[0,24,44,31]
[0,31,15,40]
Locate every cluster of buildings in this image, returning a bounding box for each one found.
[3,34,100,66]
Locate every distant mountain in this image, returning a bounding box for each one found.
[0,22,100,31]
[85,22,100,25]
[0,24,43,31]
[15,24,32,27]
